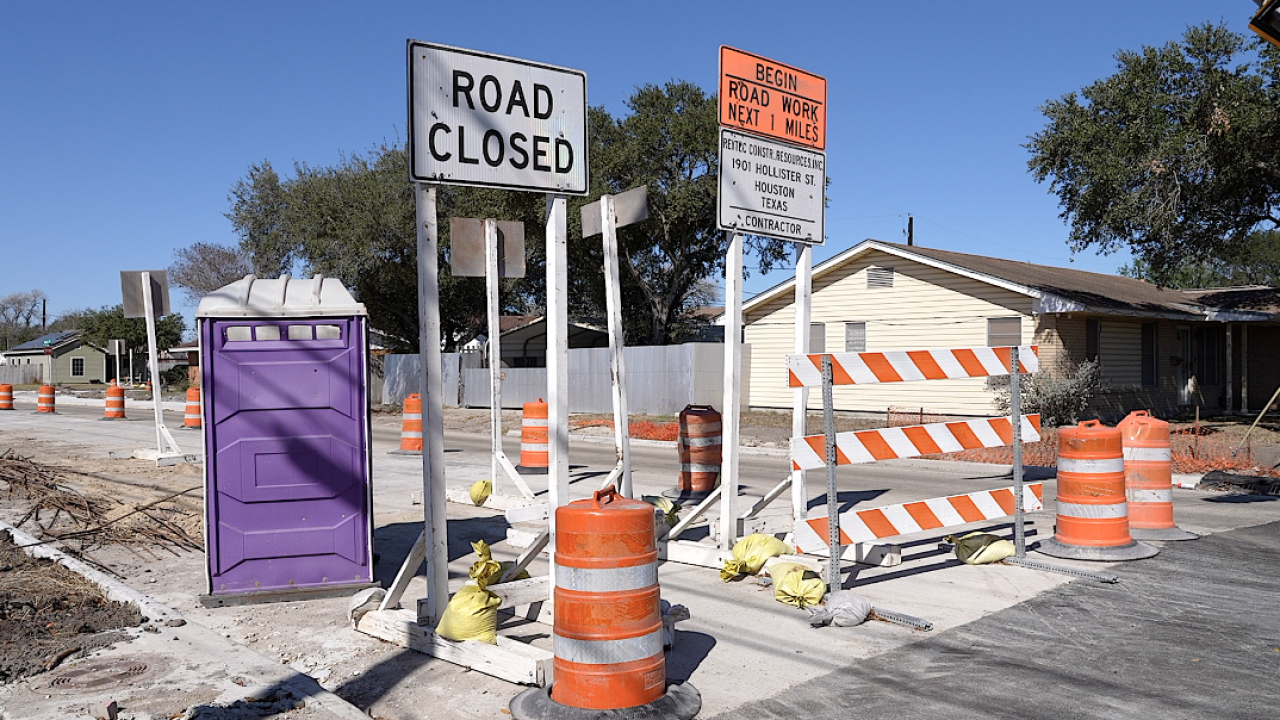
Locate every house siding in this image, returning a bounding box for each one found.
[744,250,1034,416]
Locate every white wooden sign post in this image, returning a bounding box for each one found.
[362,41,587,685]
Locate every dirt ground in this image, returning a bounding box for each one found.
[0,533,142,683]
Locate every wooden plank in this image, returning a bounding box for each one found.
[380,530,426,611]
[658,539,730,569]
[356,608,553,686]
[500,529,549,583]
[488,575,551,606]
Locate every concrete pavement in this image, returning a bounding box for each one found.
[2,399,1279,718]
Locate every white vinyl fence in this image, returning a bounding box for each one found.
[381,343,746,415]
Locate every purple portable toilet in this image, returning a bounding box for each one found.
[197,274,373,604]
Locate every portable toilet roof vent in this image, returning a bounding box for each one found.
[196,274,366,318]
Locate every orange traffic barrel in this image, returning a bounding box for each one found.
[1118,411,1197,541]
[36,385,56,414]
[102,381,126,420]
[1038,420,1158,561]
[552,485,665,710]
[0,384,12,410]
[516,398,549,474]
[182,386,202,429]
[663,405,722,502]
[391,394,423,454]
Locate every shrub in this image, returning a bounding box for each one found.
[993,359,1106,428]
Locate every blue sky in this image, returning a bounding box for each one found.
[0,2,1253,333]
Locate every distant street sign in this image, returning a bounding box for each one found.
[581,185,648,237]
[719,46,827,150]
[718,129,825,244]
[408,40,588,194]
[120,271,171,319]
[449,218,526,278]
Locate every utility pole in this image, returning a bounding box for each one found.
[907,215,914,246]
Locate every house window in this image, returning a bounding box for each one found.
[1085,319,1101,362]
[867,266,894,289]
[70,357,85,377]
[844,322,866,352]
[1141,323,1157,387]
[1194,326,1220,385]
[809,323,825,353]
[987,317,1022,347]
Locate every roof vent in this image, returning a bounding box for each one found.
[868,266,895,289]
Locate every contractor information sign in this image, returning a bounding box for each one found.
[718,128,825,244]
[719,46,827,150]
[408,41,588,194]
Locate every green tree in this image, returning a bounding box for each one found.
[75,304,186,351]
[1118,229,1280,288]
[575,81,789,344]
[227,144,544,351]
[1027,24,1280,284]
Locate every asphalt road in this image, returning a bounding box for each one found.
[711,517,1280,720]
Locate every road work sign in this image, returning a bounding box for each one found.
[718,129,825,244]
[408,41,588,194]
[719,46,826,150]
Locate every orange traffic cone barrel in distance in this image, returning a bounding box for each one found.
[516,399,549,474]
[1118,411,1197,541]
[552,485,666,710]
[1037,419,1158,561]
[391,394,423,455]
[0,384,13,410]
[36,385,56,414]
[182,386,202,429]
[662,405,722,502]
[102,381,126,420]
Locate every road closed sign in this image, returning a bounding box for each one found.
[408,41,588,194]
[718,129,825,244]
[719,46,827,150]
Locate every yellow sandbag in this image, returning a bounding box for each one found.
[434,584,501,644]
[468,540,530,589]
[469,479,493,506]
[643,495,681,526]
[721,534,792,581]
[771,562,826,608]
[945,532,1016,565]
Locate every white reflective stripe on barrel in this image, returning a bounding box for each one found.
[521,443,548,452]
[401,431,423,438]
[553,629,663,665]
[522,418,548,427]
[555,563,657,593]
[680,464,720,473]
[402,413,421,420]
[1057,457,1126,474]
[1056,501,1128,518]
[683,421,721,433]
[1128,488,1174,503]
[678,436,722,448]
[1123,447,1171,461]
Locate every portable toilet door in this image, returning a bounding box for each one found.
[196,274,373,603]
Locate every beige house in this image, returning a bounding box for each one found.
[741,240,1280,420]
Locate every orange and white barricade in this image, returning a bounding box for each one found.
[182,387,202,429]
[788,345,1038,387]
[1038,420,1158,561]
[102,381,126,420]
[1118,411,1196,541]
[36,385,56,414]
[0,384,13,410]
[790,415,1042,470]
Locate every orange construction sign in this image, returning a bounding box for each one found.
[719,46,827,150]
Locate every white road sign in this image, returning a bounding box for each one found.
[408,41,588,194]
[718,128,825,244]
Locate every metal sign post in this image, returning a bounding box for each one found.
[821,354,839,586]
[581,185,649,498]
[718,231,745,550]
[1011,345,1025,557]
[118,271,186,465]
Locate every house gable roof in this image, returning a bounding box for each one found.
[740,240,1276,322]
[9,330,81,353]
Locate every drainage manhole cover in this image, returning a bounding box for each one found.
[46,655,170,694]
